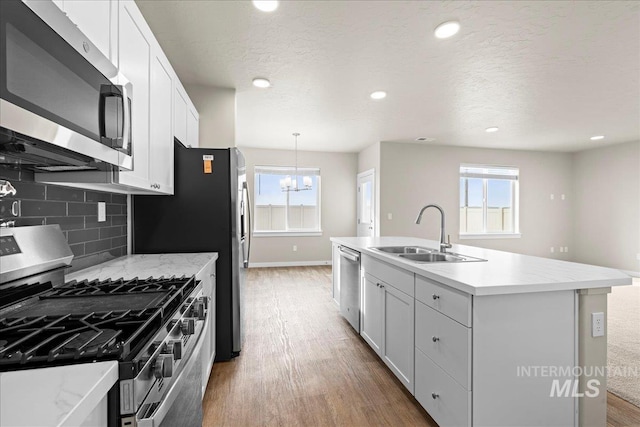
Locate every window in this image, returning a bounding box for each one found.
[253,166,321,235]
[459,165,519,238]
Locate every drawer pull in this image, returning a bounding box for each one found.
[432,392,439,399]
[432,336,440,342]
[432,294,440,300]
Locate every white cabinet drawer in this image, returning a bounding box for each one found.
[362,255,414,297]
[415,349,471,427]
[415,301,471,390]
[416,275,471,326]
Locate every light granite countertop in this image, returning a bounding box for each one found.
[66,253,218,282]
[0,361,118,427]
[331,236,632,296]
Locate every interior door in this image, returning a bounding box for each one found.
[357,170,375,237]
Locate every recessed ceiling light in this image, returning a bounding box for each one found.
[370,91,387,100]
[415,137,436,142]
[252,78,271,88]
[485,127,499,133]
[252,1,278,12]
[590,135,605,141]
[434,21,460,39]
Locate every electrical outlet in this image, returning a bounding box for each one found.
[550,247,555,253]
[592,312,605,337]
[636,253,640,261]
[293,245,297,252]
[559,247,564,253]
[98,202,106,222]
[550,194,554,200]
[564,247,569,253]
[387,213,393,220]
[561,194,565,200]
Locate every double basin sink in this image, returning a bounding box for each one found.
[371,246,486,263]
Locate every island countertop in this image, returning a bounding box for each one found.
[66,253,218,282]
[331,236,631,296]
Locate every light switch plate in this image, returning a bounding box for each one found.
[98,202,106,222]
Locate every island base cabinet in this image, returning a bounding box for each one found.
[361,272,414,394]
[361,273,383,354]
[415,349,471,427]
[382,283,414,394]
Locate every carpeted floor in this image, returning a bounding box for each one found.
[607,278,640,407]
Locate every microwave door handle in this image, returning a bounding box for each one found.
[120,83,131,152]
[98,84,126,149]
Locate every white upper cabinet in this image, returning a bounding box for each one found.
[187,106,199,148]
[149,52,174,193]
[175,80,200,148]
[117,0,151,191]
[174,85,188,144]
[53,0,117,64]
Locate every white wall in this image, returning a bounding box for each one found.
[184,84,236,148]
[379,142,575,259]
[242,147,358,265]
[573,140,640,273]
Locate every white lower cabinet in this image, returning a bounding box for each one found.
[361,273,383,354]
[197,258,217,397]
[415,348,471,427]
[361,256,414,394]
[381,282,414,393]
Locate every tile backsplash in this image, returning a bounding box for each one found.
[0,165,127,273]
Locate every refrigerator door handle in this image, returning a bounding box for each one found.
[242,182,251,268]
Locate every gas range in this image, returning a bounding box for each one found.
[0,226,208,426]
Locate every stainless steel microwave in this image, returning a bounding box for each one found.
[0,0,133,171]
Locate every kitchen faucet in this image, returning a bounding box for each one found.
[415,204,452,253]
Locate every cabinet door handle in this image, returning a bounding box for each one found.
[432,336,440,342]
[432,393,439,399]
[376,283,380,287]
[380,284,384,289]
[432,294,440,300]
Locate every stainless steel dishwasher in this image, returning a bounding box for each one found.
[338,246,361,332]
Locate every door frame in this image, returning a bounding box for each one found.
[357,169,376,237]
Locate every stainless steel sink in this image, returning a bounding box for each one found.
[399,253,460,262]
[370,246,486,263]
[372,246,435,254]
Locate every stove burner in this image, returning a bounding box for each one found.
[0,275,197,371]
[63,328,119,354]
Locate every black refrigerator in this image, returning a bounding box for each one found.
[133,143,250,361]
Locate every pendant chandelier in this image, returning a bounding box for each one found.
[280,132,312,192]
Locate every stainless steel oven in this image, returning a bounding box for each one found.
[0,225,208,427]
[0,0,133,171]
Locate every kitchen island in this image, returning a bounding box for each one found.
[331,236,631,427]
[0,253,217,427]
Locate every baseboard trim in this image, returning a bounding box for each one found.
[249,260,332,268]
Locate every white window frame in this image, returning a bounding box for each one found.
[253,165,322,237]
[459,164,520,239]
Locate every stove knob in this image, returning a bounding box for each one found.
[192,301,206,320]
[199,296,209,309]
[181,318,195,335]
[153,354,173,379]
[164,340,182,360]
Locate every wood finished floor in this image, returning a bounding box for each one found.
[203,266,640,427]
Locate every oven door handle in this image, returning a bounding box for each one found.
[136,318,208,427]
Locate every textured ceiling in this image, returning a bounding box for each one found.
[136,0,640,153]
